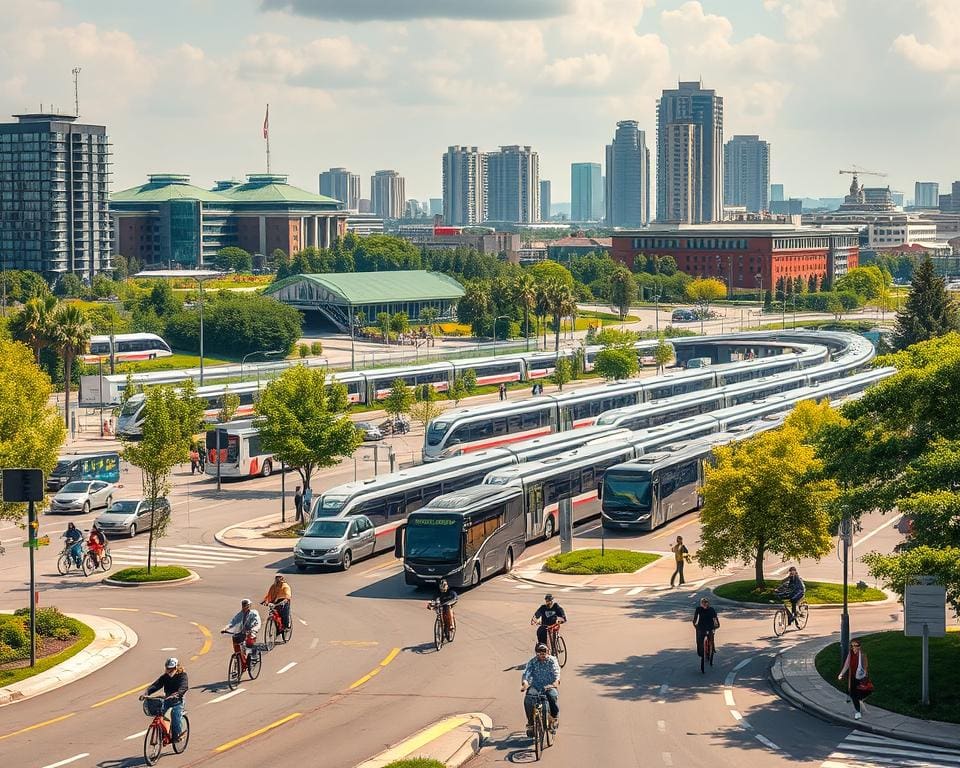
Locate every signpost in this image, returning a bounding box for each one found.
[904,576,947,706]
[558,497,573,554]
[2,468,44,667]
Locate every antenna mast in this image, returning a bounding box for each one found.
[71,67,81,116]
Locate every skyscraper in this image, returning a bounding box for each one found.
[442,145,486,225]
[571,162,603,221]
[914,181,939,208]
[604,120,650,227]
[771,183,785,202]
[370,170,405,219]
[540,180,551,221]
[485,145,539,223]
[0,112,111,278]
[656,80,723,223]
[319,167,360,211]
[662,123,698,224]
[723,135,770,213]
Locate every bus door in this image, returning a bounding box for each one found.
[526,483,544,540]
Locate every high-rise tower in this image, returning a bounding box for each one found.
[441,146,486,225]
[723,135,770,213]
[604,120,650,227]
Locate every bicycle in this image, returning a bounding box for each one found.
[700,631,716,673]
[773,599,809,637]
[57,542,92,576]
[545,623,567,668]
[221,630,262,689]
[84,544,113,574]
[140,695,189,766]
[525,687,556,760]
[428,599,456,651]
[262,601,292,651]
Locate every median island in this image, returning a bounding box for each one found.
[383,761,445,768]
[0,607,94,688]
[544,549,660,575]
[713,579,885,604]
[110,565,191,583]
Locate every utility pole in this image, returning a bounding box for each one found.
[72,67,81,116]
[840,512,851,662]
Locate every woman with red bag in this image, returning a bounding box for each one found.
[838,638,873,719]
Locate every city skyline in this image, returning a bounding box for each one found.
[3,1,958,203]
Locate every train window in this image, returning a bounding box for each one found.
[521,412,542,430]
[508,413,524,432]
[492,417,508,436]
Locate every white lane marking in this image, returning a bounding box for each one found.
[832,742,960,763]
[277,662,297,674]
[173,543,259,556]
[657,720,666,733]
[125,729,148,740]
[723,689,735,707]
[662,752,673,766]
[627,587,645,595]
[560,586,579,592]
[309,638,319,650]
[601,587,621,595]
[854,512,904,549]
[208,687,246,704]
[730,710,742,721]
[733,657,753,672]
[161,647,177,651]
[844,731,960,754]
[298,618,308,626]
[41,755,90,768]
[108,557,215,569]
[118,547,243,562]
[724,672,736,686]
[755,734,780,750]
[514,583,535,590]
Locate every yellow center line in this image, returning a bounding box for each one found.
[150,611,178,618]
[213,712,302,753]
[348,646,401,690]
[0,712,75,741]
[190,621,212,661]
[90,682,150,709]
[98,607,139,612]
[373,715,472,764]
[379,647,400,666]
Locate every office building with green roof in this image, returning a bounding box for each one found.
[110,173,348,267]
[264,270,465,332]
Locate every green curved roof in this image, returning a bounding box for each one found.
[265,270,465,304]
[111,173,342,207]
[220,174,341,205]
[111,174,230,204]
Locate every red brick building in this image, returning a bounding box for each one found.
[610,224,859,293]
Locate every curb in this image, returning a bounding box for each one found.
[354,712,492,768]
[102,569,200,588]
[0,612,137,707]
[706,582,896,611]
[215,514,297,553]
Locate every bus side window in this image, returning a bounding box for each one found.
[355,499,388,527]
[660,468,678,498]
[485,510,505,536]
[386,494,405,522]
[581,466,595,489]
[678,460,698,486]
[506,497,523,522]
[248,434,262,457]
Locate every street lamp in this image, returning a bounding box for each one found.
[241,349,282,383]
[493,315,510,356]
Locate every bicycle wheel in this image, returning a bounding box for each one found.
[99,553,113,571]
[281,617,292,644]
[171,714,190,754]
[143,722,164,766]
[81,553,94,577]
[248,649,262,680]
[446,621,456,643]
[554,635,567,668]
[795,603,809,630]
[700,644,706,673]
[773,609,787,637]
[708,637,715,667]
[434,614,444,651]
[57,554,71,575]
[264,618,277,652]
[533,709,544,761]
[227,654,241,690]
[544,705,554,747]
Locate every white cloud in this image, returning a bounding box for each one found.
[544,54,613,87]
[764,0,843,41]
[891,0,960,72]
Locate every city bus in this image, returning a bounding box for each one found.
[117,383,262,437]
[396,485,526,588]
[204,420,276,479]
[83,333,173,364]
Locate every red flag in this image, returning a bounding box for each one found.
[263,104,269,140]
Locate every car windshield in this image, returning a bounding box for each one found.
[426,421,450,446]
[61,482,91,493]
[107,501,140,513]
[601,473,652,511]
[304,520,349,538]
[405,516,461,562]
[355,422,373,430]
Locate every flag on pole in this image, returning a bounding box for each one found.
[263,104,269,140]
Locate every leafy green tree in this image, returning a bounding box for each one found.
[593,348,637,380]
[0,339,66,524]
[91,274,117,299]
[310,341,323,356]
[255,366,361,493]
[51,304,92,429]
[85,302,130,336]
[9,295,58,364]
[457,281,491,337]
[834,265,887,301]
[461,368,478,393]
[376,311,391,344]
[54,273,84,298]
[119,372,141,408]
[298,343,309,359]
[653,338,674,373]
[383,378,414,422]
[418,306,439,334]
[448,377,468,405]
[892,257,960,350]
[862,546,960,617]
[608,265,638,320]
[511,273,537,342]
[122,386,204,571]
[390,311,410,336]
[698,425,838,587]
[217,389,241,423]
[685,277,727,304]
[542,278,577,351]
[354,311,367,334]
[409,384,442,432]
[214,246,253,273]
[529,260,575,289]
[552,357,572,391]
[594,328,640,349]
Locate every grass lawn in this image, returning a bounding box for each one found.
[578,309,642,325]
[815,631,960,723]
[382,760,445,768]
[0,614,95,688]
[111,351,239,374]
[264,523,305,539]
[110,565,192,582]
[544,549,660,575]
[713,579,886,605]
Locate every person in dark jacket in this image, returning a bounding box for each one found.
[145,658,189,741]
[779,567,805,625]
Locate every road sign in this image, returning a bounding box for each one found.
[905,577,946,638]
[22,540,39,549]
[37,535,50,547]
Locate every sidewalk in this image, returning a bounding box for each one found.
[215,512,299,552]
[355,713,491,768]
[770,635,960,750]
[0,612,137,707]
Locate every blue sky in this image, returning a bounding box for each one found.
[5,0,959,203]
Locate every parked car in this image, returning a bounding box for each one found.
[671,308,696,322]
[354,421,383,441]
[94,498,172,538]
[49,480,115,514]
[293,514,377,572]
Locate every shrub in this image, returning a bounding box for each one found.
[15,606,74,636]
[52,627,74,641]
[310,341,323,356]
[298,343,309,358]
[0,642,18,664]
[1,619,28,649]
[462,368,478,392]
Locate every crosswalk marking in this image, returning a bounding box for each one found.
[822,731,960,767]
[560,586,579,592]
[601,587,621,595]
[627,587,645,595]
[514,583,535,590]
[105,543,263,571]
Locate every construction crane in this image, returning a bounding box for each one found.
[838,166,887,179]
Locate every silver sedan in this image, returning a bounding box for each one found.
[49,480,115,515]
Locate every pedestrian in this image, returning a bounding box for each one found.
[499,383,507,401]
[189,447,200,475]
[838,638,872,720]
[302,485,314,519]
[670,535,690,587]
[294,486,304,523]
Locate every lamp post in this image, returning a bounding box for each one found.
[493,315,510,356]
[241,349,282,383]
[840,509,852,662]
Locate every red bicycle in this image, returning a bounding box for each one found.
[140,695,189,765]
[262,601,292,651]
[700,631,716,673]
[221,630,262,689]
[546,623,567,668]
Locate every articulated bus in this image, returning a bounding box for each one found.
[204,420,276,479]
[117,382,262,438]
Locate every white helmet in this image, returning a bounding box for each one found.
[165,657,178,669]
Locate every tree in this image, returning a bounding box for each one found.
[353,311,367,334]
[461,368,478,393]
[214,246,253,273]
[255,366,361,493]
[390,311,410,336]
[376,312,392,344]
[552,357,572,391]
[834,265,887,301]
[892,257,960,350]
[419,306,439,334]
[218,389,240,423]
[310,341,323,356]
[653,338,674,373]
[862,546,960,617]
[122,386,204,572]
[697,426,838,587]
[0,339,66,524]
[383,378,414,422]
[594,328,641,349]
[543,278,577,351]
[54,273,84,298]
[51,303,92,429]
[593,348,637,380]
[448,377,468,405]
[529,260,575,289]
[409,384,443,432]
[511,273,537,342]
[685,277,727,305]
[298,343,309,359]
[10,295,58,364]
[457,281,491,337]
[608,266,638,320]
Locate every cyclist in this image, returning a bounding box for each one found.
[426,579,458,640]
[521,643,560,737]
[62,523,83,569]
[87,524,106,568]
[530,594,566,649]
[262,574,292,631]
[692,597,720,659]
[144,657,188,743]
[778,567,806,625]
[223,598,261,662]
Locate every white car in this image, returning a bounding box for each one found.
[49,480,115,515]
[354,421,383,441]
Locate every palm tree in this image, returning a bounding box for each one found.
[535,282,551,349]
[543,278,577,352]
[18,295,58,364]
[512,273,537,350]
[51,303,92,429]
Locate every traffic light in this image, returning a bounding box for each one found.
[1,469,44,503]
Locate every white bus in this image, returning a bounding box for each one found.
[117,382,261,438]
[204,420,276,479]
[82,333,173,364]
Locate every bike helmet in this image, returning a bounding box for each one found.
[165,657,178,669]
[544,594,554,602]
[535,643,548,653]
[241,598,252,607]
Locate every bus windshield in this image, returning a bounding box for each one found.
[406,516,461,562]
[426,421,450,447]
[317,495,347,514]
[602,472,653,511]
[120,399,142,417]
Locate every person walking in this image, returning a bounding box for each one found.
[838,638,872,720]
[499,383,507,401]
[302,485,314,519]
[189,447,200,475]
[670,536,690,587]
[294,486,304,523]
